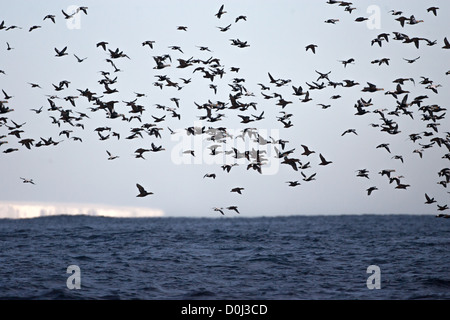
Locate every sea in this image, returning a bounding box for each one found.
[0,214,449,300]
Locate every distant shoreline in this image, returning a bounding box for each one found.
[0,212,436,220]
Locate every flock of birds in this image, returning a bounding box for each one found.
[0,3,449,217]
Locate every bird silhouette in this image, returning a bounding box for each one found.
[226,206,239,214]
[301,145,315,156]
[318,154,332,166]
[215,5,227,19]
[74,54,87,63]
[305,44,317,54]
[54,46,68,57]
[43,15,56,23]
[20,177,35,184]
[427,7,439,16]
[403,56,420,63]
[230,187,244,194]
[106,150,119,160]
[424,193,436,204]
[136,183,153,197]
[213,207,225,215]
[367,187,378,196]
[287,181,301,187]
[339,58,355,68]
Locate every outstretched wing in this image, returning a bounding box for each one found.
[136,183,146,194]
[61,10,70,18]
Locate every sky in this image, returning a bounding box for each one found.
[0,0,449,218]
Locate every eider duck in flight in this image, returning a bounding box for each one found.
[305,44,317,54]
[230,187,244,194]
[215,4,227,19]
[424,193,436,204]
[318,154,332,166]
[20,177,35,184]
[213,207,225,215]
[227,206,240,214]
[136,183,153,197]
[287,181,301,187]
[366,186,378,196]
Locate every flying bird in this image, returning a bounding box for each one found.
[395,183,410,190]
[215,5,227,19]
[427,7,439,16]
[301,172,316,182]
[44,15,56,23]
[29,25,41,32]
[231,187,244,194]
[61,9,75,20]
[301,145,315,156]
[376,143,391,153]
[106,150,119,160]
[356,169,370,179]
[226,206,240,214]
[392,155,404,163]
[213,207,225,215]
[136,183,153,197]
[325,19,339,24]
[20,177,35,184]
[424,193,436,204]
[74,54,87,63]
[341,129,357,136]
[403,56,420,63]
[217,24,232,32]
[96,41,108,51]
[362,82,383,92]
[30,107,43,113]
[55,46,68,57]
[442,37,450,49]
[305,44,317,54]
[389,10,403,16]
[77,6,88,15]
[2,90,13,100]
[367,187,378,196]
[318,154,332,166]
[339,58,355,68]
[142,40,155,49]
[28,82,41,88]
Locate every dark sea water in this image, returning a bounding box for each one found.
[0,214,449,300]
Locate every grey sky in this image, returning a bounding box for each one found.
[0,1,449,217]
